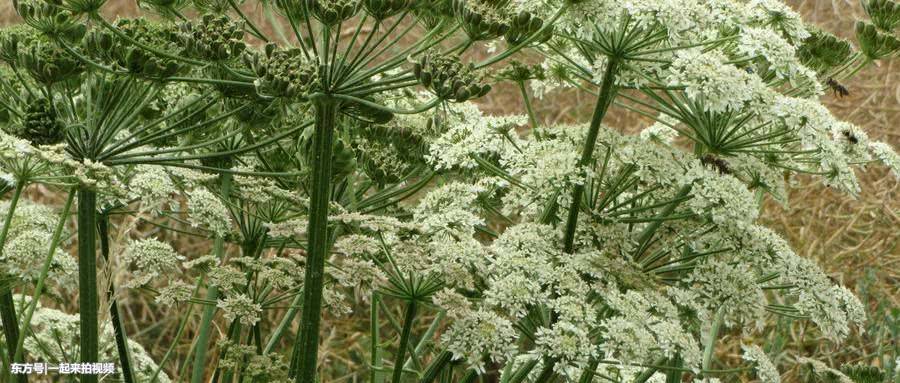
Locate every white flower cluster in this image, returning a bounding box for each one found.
[0,200,73,284]
[186,187,232,236]
[741,344,781,383]
[122,238,184,288]
[218,294,263,326]
[426,102,527,171]
[15,296,171,382]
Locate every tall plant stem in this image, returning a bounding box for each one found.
[701,307,726,373]
[98,214,135,383]
[77,186,99,383]
[0,183,26,383]
[390,300,418,383]
[290,98,339,383]
[418,351,452,383]
[561,57,621,254]
[190,174,233,383]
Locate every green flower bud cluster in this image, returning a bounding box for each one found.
[363,0,412,20]
[410,0,452,29]
[22,98,65,146]
[63,0,108,14]
[307,0,362,25]
[16,0,86,40]
[494,60,545,82]
[452,0,510,41]
[192,0,240,13]
[413,54,491,102]
[504,11,551,45]
[797,28,854,72]
[179,15,247,62]
[84,18,185,78]
[0,25,34,64]
[856,21,900,60]
[245,43,320,98]
[862,0,900,32]
[17,38,84,85]
[354,123,426,184]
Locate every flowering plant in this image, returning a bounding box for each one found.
[0,0,898,382]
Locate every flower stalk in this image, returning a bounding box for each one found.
[561,57,621,254]
[77,186,99,383]
[190,173,233,383]
[0,183,26,383]
[291,98,339,383]
[391,299,418,383]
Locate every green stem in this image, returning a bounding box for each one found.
[371,292,382,383]
[418,351,452,383]
[534,361,556,383]
[702,307,726,373]
[390,300,418,383]
[0,183,25,383]
[459,369,478,383]
[576,358,599,383]
[632,184,693,261]
[98,214,135,383]
[561,57,620,254]
[518,80,540,135]
[189,174,233,383]
[77,186,99,383]
[632,357,667,383]
[290,99,339,383]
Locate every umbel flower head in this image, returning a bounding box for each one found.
[245,43,320,98]
[797,28,854,73]
[453,0,511,41]
[179,14,247,61]
[307,0,362,25]
[16,37,84,85]
[22,97,65,146]
[362,0,412,19]
[862,0,900,31]
[413,53,491,102]
[504,10,552,45]
[15,0,86,40]
[84,18,185,78]
[856,21,900,59]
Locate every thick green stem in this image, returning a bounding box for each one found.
[189,174,233,383]
[418,351,452,383]
[390,300,418,383]
[0,183,25,383]
[77,186,99,383]
[561,57,620,254]
[459,369,478,383]
[534,362,556,383]
[98,215,135,383]
[291,99,339,383]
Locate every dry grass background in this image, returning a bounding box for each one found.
[1,0,897,381]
